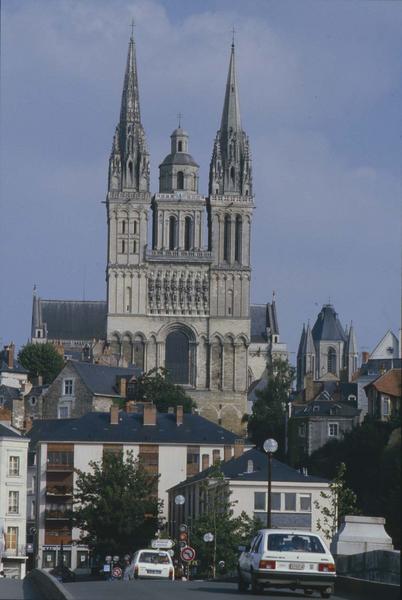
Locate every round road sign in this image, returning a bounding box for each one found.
[112,566,122,578]
[181,546,196,562]
[203,532,214,542]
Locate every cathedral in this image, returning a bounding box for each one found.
[31,33,287,432]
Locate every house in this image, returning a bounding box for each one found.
[27,405,251,571]
[41,360,142,419]
[364,369,401,421]
[289,388,360,461]
[0,423,29,578]
[168,447,331,543]
[0,344,29,390]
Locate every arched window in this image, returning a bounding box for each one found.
[178,141,183,152]
[230,166,235,187]
[184,217,193,251]
[177,171,184,190]
[133,335,145,370]
[122,220,126,234]
[223,215,231,262]
[165,330,189,384]
[328,348,337,374]
[133,220,138,234]
[235,215,242,262]
[169,216,178,250]
[125,287,131,312]
[128,161,133,185]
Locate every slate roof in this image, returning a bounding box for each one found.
[293,397,360,418]
[0,350,29,374]
[364,369,401,398]
[0,385,21,403]
[171,448,328,488]
[250,304,268,342]
[312,304,346,342]
[71,362,142,396]
[39,299,107,340]
[27,411,242,447]
[160,153,199,167]
[0,423,24,439]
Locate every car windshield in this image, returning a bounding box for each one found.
[138,552,170,564]
[267,534,325,553]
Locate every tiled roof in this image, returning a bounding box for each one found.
[0,423,24,439]
[39,299,107,340]
[365,369,401,398]
[27,411,243,447]
[71,361,142,396]
[171,448,329,488]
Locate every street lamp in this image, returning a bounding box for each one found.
[263,438,278,529]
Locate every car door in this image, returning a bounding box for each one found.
[242,534,263,581]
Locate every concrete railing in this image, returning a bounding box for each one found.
[26,569,74,600]
[335,549,400,585]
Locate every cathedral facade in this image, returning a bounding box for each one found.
[106,34,254,431]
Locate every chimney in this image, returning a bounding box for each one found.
[110,405,119,425]
[7,343,14,369]
[143,403,156,426]
[118,377,127,398]
[234,438,244,458]
[176,405,183,427]
[361,351,370,365]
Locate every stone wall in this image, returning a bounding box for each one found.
[336,550,400,585]
[42,363,93,418]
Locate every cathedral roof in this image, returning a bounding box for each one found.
[250,304,268,342]
[35,299,107,341]
[311,304,346,343]
[160,152,199,167]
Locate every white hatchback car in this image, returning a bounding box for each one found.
[131,549,174,580]
[238,529,336,598]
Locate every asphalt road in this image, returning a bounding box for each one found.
[64,579,353,600]
[0,579,42,600]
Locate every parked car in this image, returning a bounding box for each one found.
[238,529,336,598]
[130,549,174,580]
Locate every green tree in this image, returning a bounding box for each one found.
[246,358,295,459]
[313,462,359,540]
[190,465,260,577]
[18,342,64,384]
[72,450,161,557]
[135,367,196,413]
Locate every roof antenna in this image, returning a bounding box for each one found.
[130,18,135,40]
[177,112,182,128]
[231,25,236,48]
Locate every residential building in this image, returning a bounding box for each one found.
[0,423,29,578]
[365,369,401,421]
[168,447,331,544]
[28,406,250,571]
[0,345,29,390]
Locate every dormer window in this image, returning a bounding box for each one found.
[247,459,254,473]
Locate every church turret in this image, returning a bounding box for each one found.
[108,32,150,192]
[158,128,199,194]
[345,322,358,380]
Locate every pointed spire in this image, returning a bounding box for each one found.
[220,43,241,134]
[31,285,42,339]
[297,324,306,357]
[304,321,315,354]
[347,322,358,354]
[120,31,141,125]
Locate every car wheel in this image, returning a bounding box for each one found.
[251,574,263,595]
[237,570,249,593]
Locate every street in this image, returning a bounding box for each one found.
[64,579,355,600]
[0,579,42,600]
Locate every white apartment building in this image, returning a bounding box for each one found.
[28,405,250,572]
[0,423,29,578]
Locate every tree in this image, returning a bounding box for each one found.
[18,342,64,384]
[72,450,161,558]
[135,367,196,413]
[246,358,295,459]
[190,465,260,577]
[313,462,359,540]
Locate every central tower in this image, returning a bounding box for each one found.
[106,36,254,432]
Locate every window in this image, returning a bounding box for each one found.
[202,454,209,471]
[31,499,36,520]
[133,220,138,234]
[121,239,126,253]
[300,494,312,511]
[0,396,4,406]
[212,449,221,464]
[271,492,281,511]
[383,397,390,416]
[165,330,189,384]
[58,405,70,419]
[63,379,73,396]
[223,215,231,261]
[177,171,184,190]
[9,456,20,476]
[235,215,242,262]
[139,445,159,475]
[77,551,89,568]
[30,396,37,406]
[178,140,183,152]
[230,166,235,187]
[328,347,337,374]
[132,240,137,254]
[184,217,193,251]
[6,527,18,550]
[44,550,56,567]
[186,446,200,477]
[169,216,178,250]
[8,491,19,513]
[47,451,73,468]
[254,492,266,511]
[121,220,126,234]
[284,493,296,511]
[298,423,306,437]
[328,422,339,437]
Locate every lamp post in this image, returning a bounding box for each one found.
[263,439,278,529]
[174,494,186,579]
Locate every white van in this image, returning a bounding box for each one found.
[238,529,336,598]
[131,549,175,580]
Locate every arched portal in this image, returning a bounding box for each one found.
[165,330,190,384]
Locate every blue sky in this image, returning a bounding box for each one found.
[1,0,401,361]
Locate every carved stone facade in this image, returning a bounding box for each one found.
[106,37,254,432]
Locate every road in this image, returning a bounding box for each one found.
[0,579,42,600]
[64,579,355,600]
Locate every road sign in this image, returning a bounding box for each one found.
[151,538,174,549]
[179,524,188,533]
[179,541,187,549]
[179,531,188,541]
[203,532,214,542]
[181,546,196,562]
[112,566,122,578]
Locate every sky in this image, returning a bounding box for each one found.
[0,0,401,362]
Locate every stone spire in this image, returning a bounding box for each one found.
[31,285,42,339]
[345,322,358,380]
[108,31,150,193]
[209,43,252,197]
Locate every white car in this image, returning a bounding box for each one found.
[131,549,175,580]
[238,529,336,598]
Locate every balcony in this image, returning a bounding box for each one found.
[3,545,27,558]
[45,529,72,545]
[46,485,73,497]
[146,248,213,263]
[47,452,74,472]
[45,509,71,520]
